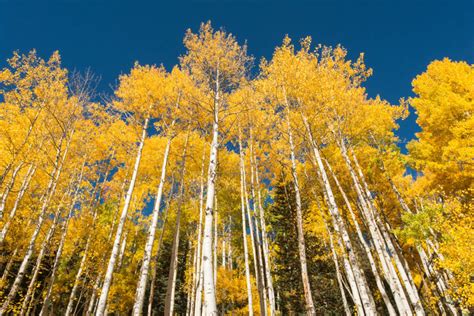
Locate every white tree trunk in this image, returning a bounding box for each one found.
[326,221,351,316]
[249,129,276,316]
[164,133,189,316]
[201,87,219,315]
[325,159,397,315]
[192,149,207,316]
[284,106,315,316]
[301,114,376,315]
[0,132,71,315]
[40,164,86,315]
[147,177,175,316]
[133,132,172,315]
[0,162,23,218]
[336,139,412,315]
[351,151,424,315]
[0,164,36,243]
[20,203,64,316]
[239,132,254,316]
[96,117,149,316]
[214,195,218,287]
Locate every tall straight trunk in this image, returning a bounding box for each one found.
[381,161,450,310]
[201,78,220,315]
[351,151,424,315]
[324,159,397,315]
[0,164,36,243]
[227,215,233,270]
[65,166,113,316]
[302,168,351,316]
[326,221,351,316]
[336,138,412,315]
[1,247,18,283]
[249,128,276,316]
[188,238,198,316]
[96,117,149,316]
[382,166,458,315]
[192,149,207,316]
[214,195,218,287]
[243,150,266,314]
[239,131,254,315]
[164,132,189,316]
[20,200,66,316]
[0,131,71,315]
[40,163,86,315]
[0,162,23,218]
[133,135,172,315]
[313,172,367,316]
[221,223,226,268]
[247,143,268,316]
[283,103,315,315]
[21,169,81,316]
[147,179,175,316]
[301,113,376,315]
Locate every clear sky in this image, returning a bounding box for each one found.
[1,0,473,151]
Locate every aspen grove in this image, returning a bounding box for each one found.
[0,22,472,315]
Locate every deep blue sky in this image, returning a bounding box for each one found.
[1,0,473,152]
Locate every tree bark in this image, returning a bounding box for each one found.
[164,132,189,315]
[96,117,149,316]
[0,162,23,219]
[192,148,207,316]
[324,159,397,315]
[40,163,86,315]
[284,103,315,316]
[0,131,71,315]
[201,79,220,315]
[301,114,376,315]
[0,164,36,243]
[239,131,254,316]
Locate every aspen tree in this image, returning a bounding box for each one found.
[180,22,250,314]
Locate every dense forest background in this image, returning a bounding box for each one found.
[0,22,472,315]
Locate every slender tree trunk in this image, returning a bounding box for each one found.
[20,206,62,316]
[188,237,198,316]
[20,176,77,316]
[0,131,71,315]
[40,163,86,315]
[133,129,173,315]
[1,247,18,283]
[214,195,218,287]
[96,117,149,316]
[201,80,220,315]
[327,221,351,316]
[147,176,176,316]
[351,151,424,315]
[336,139,412,315]
[228,215,233,270]
[325,159,397,315]
[192,148,207,316]
[0,164,36,243]
[221,223,226,268]
[0,108,42,187]
[381,164,458,315]
[301,114,376,314]
[247,144,269,316]
[239,131,254,315]
[249,129,276,315]
[284,104,315,316]
[64,166,112,316]
[0,162,23,218]
[164,133,189,315]
[243,150,266,315]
